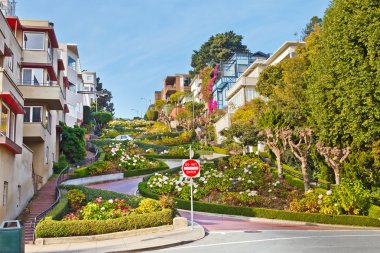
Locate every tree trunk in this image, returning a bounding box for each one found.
[274,150,284,179]
[333,168,340,185]
[300,158,310,191]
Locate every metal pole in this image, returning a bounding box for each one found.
[95,94,98,112]
[190,177,193,230]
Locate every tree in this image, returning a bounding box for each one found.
[190,31,250,73]
[308,0,380,186]
[92,111,113,132]
[154,100,166,112]
[83,106,93,125]
[301,16,322,40]
[95,77,115,115]
[146,109,159,121]
[316,143,350,185]
[60,123,86,163]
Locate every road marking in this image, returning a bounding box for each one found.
[157,233,380,251]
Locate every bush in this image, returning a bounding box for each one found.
[60,185,142,208]
[68,189,86,211]
[61,124,86,163]
[138,181,380,227]
[35,209,173,238]
[135,199,161,214]
[87,161,114,176]
[212,146,229,155]
[53,154,69,174]
[70,167,89,179]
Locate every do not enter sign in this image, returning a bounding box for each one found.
[182,159,200,178]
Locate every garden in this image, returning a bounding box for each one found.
[139,154,380,227]
[35,185,175,238]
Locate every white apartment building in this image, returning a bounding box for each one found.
[190,75,202,103]
[59,43,84,126]
[82,70,97,107]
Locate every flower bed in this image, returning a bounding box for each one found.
[38,186,174,238]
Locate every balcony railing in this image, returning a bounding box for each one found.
[18,81,59,87]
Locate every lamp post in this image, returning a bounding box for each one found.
[140,97,148,112]
[131,108,139,118]
[77,90,108,112]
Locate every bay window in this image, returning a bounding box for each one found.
[0,102,16,141]
[22,68,44,85]
[24,106,42,123]
[23,32,44,50]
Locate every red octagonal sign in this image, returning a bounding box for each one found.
[182,159,200,178]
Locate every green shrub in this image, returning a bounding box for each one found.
[68,189,86,211]
[53,154,69,174]
[135,199,161,214]
[36,209,173,238]
[60,185,142,208]
[70,167,89,179]
[87,161,114,176]
[138,181,380,227]
[212,146,229,155]
[124,164,169,178]
[46,193,69,220]
[368,205,380,219]
[61,124,86,163]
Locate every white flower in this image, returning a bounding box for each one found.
[326,190,332,196]
[268,189,272,193]
[318,200,322,205]
[108,199,114,204]
[101,207,105,211]
[193,189,197,194]
[318,194,323,199]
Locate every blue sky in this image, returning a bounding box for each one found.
[17,0,331,118]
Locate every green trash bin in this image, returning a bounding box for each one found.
[0,220,25,253]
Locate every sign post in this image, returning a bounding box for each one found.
[182,159,200,229]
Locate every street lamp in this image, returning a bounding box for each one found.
[140,97,148,112]
[131,108,139,118]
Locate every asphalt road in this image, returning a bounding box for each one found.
[154,230,380,253]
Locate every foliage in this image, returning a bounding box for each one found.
[60,123,86,163]
[135,199,161,214]
[68,189,86,211]
[93,111,113,128]
[83,106,93,125]
[46,193,69,221]
[301,16,322,40]
[308,0,380,185]
[146,109,159,121]
[154,100,166,112]
[95,77,114,114]
[60,184,142,208]
[87,161,115,176]
[53,154,69,174]
[169,91,188,104]
[35,209,173,238]
[139,182,380,227]
[190,31,251,73]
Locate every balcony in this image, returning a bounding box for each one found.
[22,50,52,65]
[226,77,258,100]
[23,122,47,142]
[0,135,22,154]
[18,82,64,110]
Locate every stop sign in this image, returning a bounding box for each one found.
[182,159,200,178]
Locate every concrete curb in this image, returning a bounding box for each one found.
[62,173,124,185]
[179,209,380,230]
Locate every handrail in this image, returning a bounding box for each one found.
[31,142,100,242]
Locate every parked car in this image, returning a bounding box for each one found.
[113,135,133,141]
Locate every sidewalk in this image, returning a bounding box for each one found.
[25,223,205,253]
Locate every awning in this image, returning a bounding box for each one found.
[0,136,22,154]
[63,76,69,88]
[0,91,24,114]
[58,59,65,71]
[64,104,69,113]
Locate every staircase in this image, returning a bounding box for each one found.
[23,178,57,244]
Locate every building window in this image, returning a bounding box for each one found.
[47,39,53,62]
[23,32,45,50]
[24,106,42,123]
[45,110,51,132]
[22,68,44,85]
[69,82,76,93]
[84,86,89,91]
[1,103,17,141]
[7,51,13,72]
[183,78,190,87]
[68,56,76,71]
[3,181,8,206]
[17,185,21,208]
[86,75,93,82]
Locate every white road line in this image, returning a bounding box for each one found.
[157,234,380,251]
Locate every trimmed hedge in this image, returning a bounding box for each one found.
[123,163,169,178]
[138,181,380,227]
[142,166,182,182]
[368,205,380,219]
[212,146,229,155]
[144,154,200,159]
[60,185,142,208]
[35,209,173,238]
[46,193,69,221]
